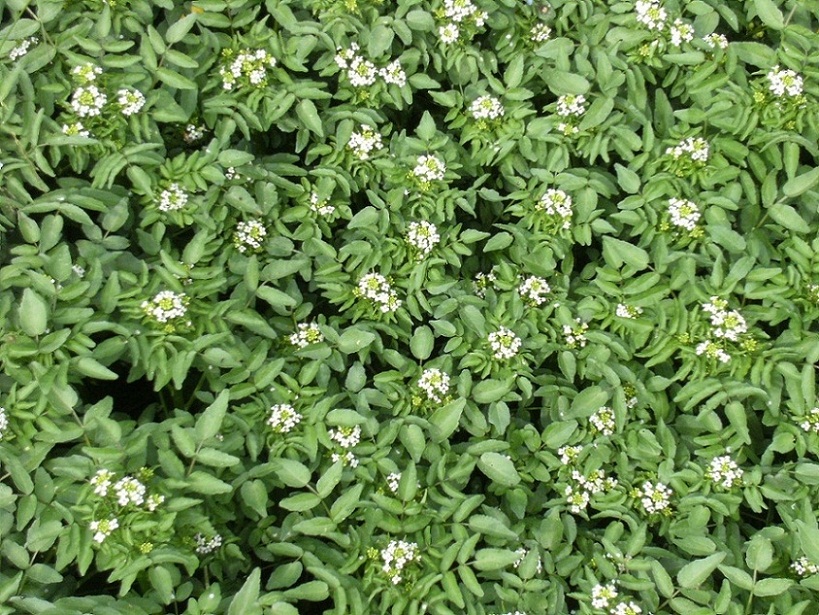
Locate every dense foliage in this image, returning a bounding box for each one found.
[2,0,819,613]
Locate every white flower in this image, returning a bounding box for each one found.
[558,445,582,465]
[591,582,618,609]
[612,601,643,615]
[90,517,119,543]
[194,532,222,554]
[444,0,478,22]
[290,322,324,348]
[704,33,728,49]
[531,23,552,43]
[590,406,615,436]
[183,123,206,143]
[513,548,543,574]
[701,297,747,341]
[792,556,819,577]
[413,155,446,182]
[381,539,419,584]
[348,56,378,87]
[537,189,573,229]
[62,122,91,137]
[405,221,441,257]
[707,455,743,489]
[146,494,165,512]
[666,137,709,163]
[667,197,700,231]
[670,19,694,46]
[417,368,451,404]
[220,48,276,90]
[113,476,146,507]
[635,0,667,30]
[563,318,588,349]
[329,425,361,448]
[348,125,384,160]
[380,59,406,87]
[767,65,804,97]
[141,290,189,324]
[309,191,335,216]
[89,469,115,496]
[798,407,819,433]
[695,339,731,363]
[116,88,146,116]
[8,37,37,61]
[616,303,643,319]
[473,271,497,298]
[565,484,591,513]
[439,23,460,44]
[0,406,7,440]
[233,219,268,253]
[556,94,586,117]
[331,451,359,467]
[334,44,360,69]
[357,272,401,313]
[518,276,551,306]
[71,63,102,84]
[157,183,189,212]
[488,326,522,360]
[70,85,107,118]
[469,95,505,120]
[386,472,401,493]
[268,404,302,434]
[637,480,672,515]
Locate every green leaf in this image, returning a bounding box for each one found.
[473,548,521,570]
[651,559,675,597]
[228,568,262,615]
[74,357,118,380]
[783,167,819,198]
[270,458,312,488]
[566,387,608,419]
[257,286,297,309]
[753,0,784,29]
[429,398,465,442]
[417,110,436,141]
[615,163,640,193]
[165,13,197,44]
[195,390,229,443]
[477,452,520,487]
[795,521,819,565]
[767,203,807,232]
[410,325,434,360]
[405,9,435,31]
[718,565,754,590]
[753,578,793,596]
[338,328,377,354]
[472,379,511,404]
[296,99,324,137]
[156,67,197,90]
[187,471,233,494]
[677,552,726,589]
[19,288,48,336]
[732,42,775,67]
[603,236,649,270]
[484,232,514,252]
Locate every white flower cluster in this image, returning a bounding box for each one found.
[531,23,552,43]
[701,297,747,342]
[62,122,90,137]
[9,37,38,61]
[563,318,589,349]
[792,556,819,577]
[469,95,505,121]
[695,339,731,364]
[565,469,618,513]
[592,582,619,609]
[767,66,803,98]
[114,476,146,506]
[537,188,573,230]
[490,612,526,615]
[233,219,268,253]
[611,601,643,615]
[357,272,402,313]
[183,123,206,143]
[518,276,551,307]
[624,384,639,409]
[72,63,103,83]
[412,154,447,183]
[348,125,384,160]
[616,303,644,319]
[71,85,107,118]
[635,0,667,31]
[473,271,497,298]
[117,88,146,116]
[438,0,488,45]
[330,425,361,448]
[666,137,709,163]
[386,472,401,494]
[488,326,522,360]
[381,539,420,584]
[513,547,543,574]
[220,48,277,91]
[141,290,189,324]
[405,221,441,258]
[290,322,324,348]
[590,406,616,436]
[636,480,672,515]
[797,407,819,434]
[707,455,743,489]
[268,403,302,434]
[417,368,451,404]
[89,469,164,514]
[157,183,190,212]
[670,19,694,46]
[334,44,406,87]
[667,197,701,231]
[558,445,582,465]
[557,94,587,117]
[0,406,8,440]
[309,191,335,216]
[90,518,119,544]
[194,532,223,554]
[90,469,115,496]
[703,33,728,49]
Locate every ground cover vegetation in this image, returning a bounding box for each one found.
[2,0,819,613]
